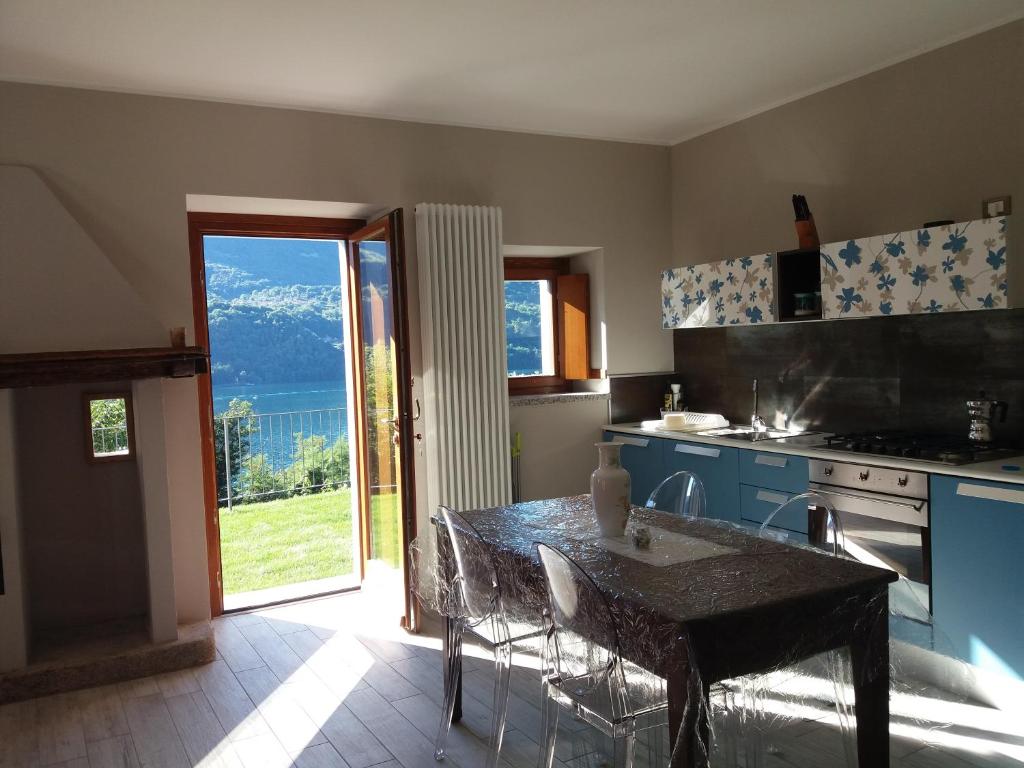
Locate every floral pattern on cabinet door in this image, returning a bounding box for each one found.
[819,217,1009,318]
[662,253,775,328]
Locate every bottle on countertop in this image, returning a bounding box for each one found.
[663,383,674,412]
[671,383,683,412]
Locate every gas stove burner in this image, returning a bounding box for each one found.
[818,430,1019,466]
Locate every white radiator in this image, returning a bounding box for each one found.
[416,204,512,513]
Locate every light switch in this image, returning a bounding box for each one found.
[983,195,1011,218]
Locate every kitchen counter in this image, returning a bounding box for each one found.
[603,422,1024,486]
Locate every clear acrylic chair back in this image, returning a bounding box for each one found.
[438,505,501,622]
[645,470,708,518]
[759,492,845,556]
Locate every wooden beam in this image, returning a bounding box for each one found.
[0,347,209,389]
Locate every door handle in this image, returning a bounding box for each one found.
[674,443,720,458]
[612,435,649,448]
[756,490,789,506]
[956,482,1024,505]
[754,454,787,468]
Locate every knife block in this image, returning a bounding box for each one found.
[795,214,820,250]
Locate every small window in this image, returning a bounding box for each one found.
[85,393,134,461]
[504,257,592,394]
[505,278,556,377]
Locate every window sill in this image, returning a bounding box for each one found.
[509,391,609,407]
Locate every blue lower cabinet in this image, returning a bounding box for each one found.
[931,474,1024,681]
[661,440,741,523]
[739,484,809,536]
[603,432,665,507]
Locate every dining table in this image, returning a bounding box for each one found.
[434,495,897,768]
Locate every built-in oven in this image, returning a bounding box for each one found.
[807,459,931,611]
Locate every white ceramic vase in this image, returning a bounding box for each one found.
[591,442,632,537]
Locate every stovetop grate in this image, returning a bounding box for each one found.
[817,430,1018,466]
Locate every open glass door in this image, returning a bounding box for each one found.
[346,210,418,629]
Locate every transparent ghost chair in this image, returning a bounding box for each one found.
[534,542,669,768]
[715,492,848,767]
[645,470,708,518]
[434,506,544,768]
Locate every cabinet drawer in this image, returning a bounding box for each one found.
[739,450,808,494]
[662,440,741,523]
[603,432,665,507]
[739,484,808,534]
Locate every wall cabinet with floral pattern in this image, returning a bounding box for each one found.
[661,253,775,328]
[818,216,1011,319]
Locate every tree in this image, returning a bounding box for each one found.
[214,398,255,503]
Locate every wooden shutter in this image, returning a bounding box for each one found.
[557,273,591,380]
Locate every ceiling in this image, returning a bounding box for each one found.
[1,1,1020,145]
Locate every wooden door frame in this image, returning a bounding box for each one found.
[345,209,419,630]
[187,212,365,617]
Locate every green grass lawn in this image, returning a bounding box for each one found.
[219,489,401,595]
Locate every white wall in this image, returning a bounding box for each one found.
[0,83,673,619]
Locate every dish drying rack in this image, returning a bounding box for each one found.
[640,411,730,432]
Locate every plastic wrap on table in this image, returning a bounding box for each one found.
[411,495,973,767]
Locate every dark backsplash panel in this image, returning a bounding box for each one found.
[609,311,1024,442]
[609,373,677,424]
[664,309,1024,442]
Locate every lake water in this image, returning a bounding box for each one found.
[213,380,347,417]
[213,380,350,471]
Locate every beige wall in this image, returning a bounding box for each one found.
[14,383,149,631]
[509,398,609,501]
[0,83,673,620]
[0,390,29,671]
[670,20,1023,267]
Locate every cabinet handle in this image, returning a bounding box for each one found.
[612,435,649,448]
[956,482,1024,506]
[754,454,787,468]
[674,443,720,458]
[756,490,790,506]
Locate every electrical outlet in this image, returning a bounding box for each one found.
[983,195,1011,218]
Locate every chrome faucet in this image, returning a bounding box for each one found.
[751,378,768,432]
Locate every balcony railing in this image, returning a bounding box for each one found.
[217,407,350,508]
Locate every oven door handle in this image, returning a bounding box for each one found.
[811,487,926,512]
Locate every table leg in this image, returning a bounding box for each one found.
[667,664,709,768]
[443,615,463,723]
[851,590,889,768]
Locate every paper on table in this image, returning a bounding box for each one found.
[566,525,738,567]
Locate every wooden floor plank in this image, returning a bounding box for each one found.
[213,621,265,674]
[121,692,189,768]
[76,685,129,744]
[281,629,369,698]
[36,692,87,766]
[343,687,442,768]
[165,691,243,767]
[235,666,327,756]
[116,677,160,701]
[85,735,140,768]
[292,742,352,768]
[0,697,41,767]
[193,661,270,743]
[156,668,201,699]
[287,672,392,768]
[392,693,507,768]
[230,731,293,768]
[238,622,309,682]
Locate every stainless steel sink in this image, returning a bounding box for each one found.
[697,426,807,442]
